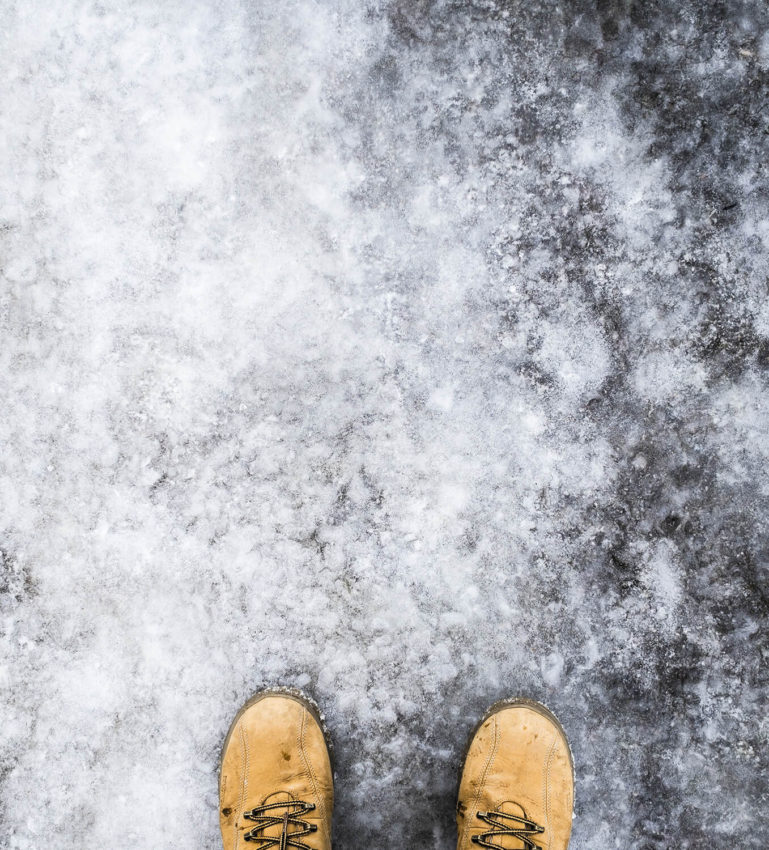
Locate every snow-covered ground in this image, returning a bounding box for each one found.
[1,1,768,847]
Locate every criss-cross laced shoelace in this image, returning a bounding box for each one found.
[243,799,318,850]
[471,809,545,849]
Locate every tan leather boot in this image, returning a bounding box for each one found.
[219,690,334,850]
[456,699,574,850]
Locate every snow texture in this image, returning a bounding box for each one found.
[1,1,768,847]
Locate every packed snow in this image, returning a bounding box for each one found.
[1,1,767,847]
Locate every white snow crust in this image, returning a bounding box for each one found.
[1,2,768,848]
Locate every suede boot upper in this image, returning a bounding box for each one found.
[456,701,574,850]
[219,693,333,850]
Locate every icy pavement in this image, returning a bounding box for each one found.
[1,1,768,847]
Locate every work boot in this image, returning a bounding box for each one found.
[219,689,334,850]
[456,699,574,850]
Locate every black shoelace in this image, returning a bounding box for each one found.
[471,809,545,849]
[243,800,318,850]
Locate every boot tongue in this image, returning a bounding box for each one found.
[262,790,296,806]
[488,801,538,850]
[258,791,299,845]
